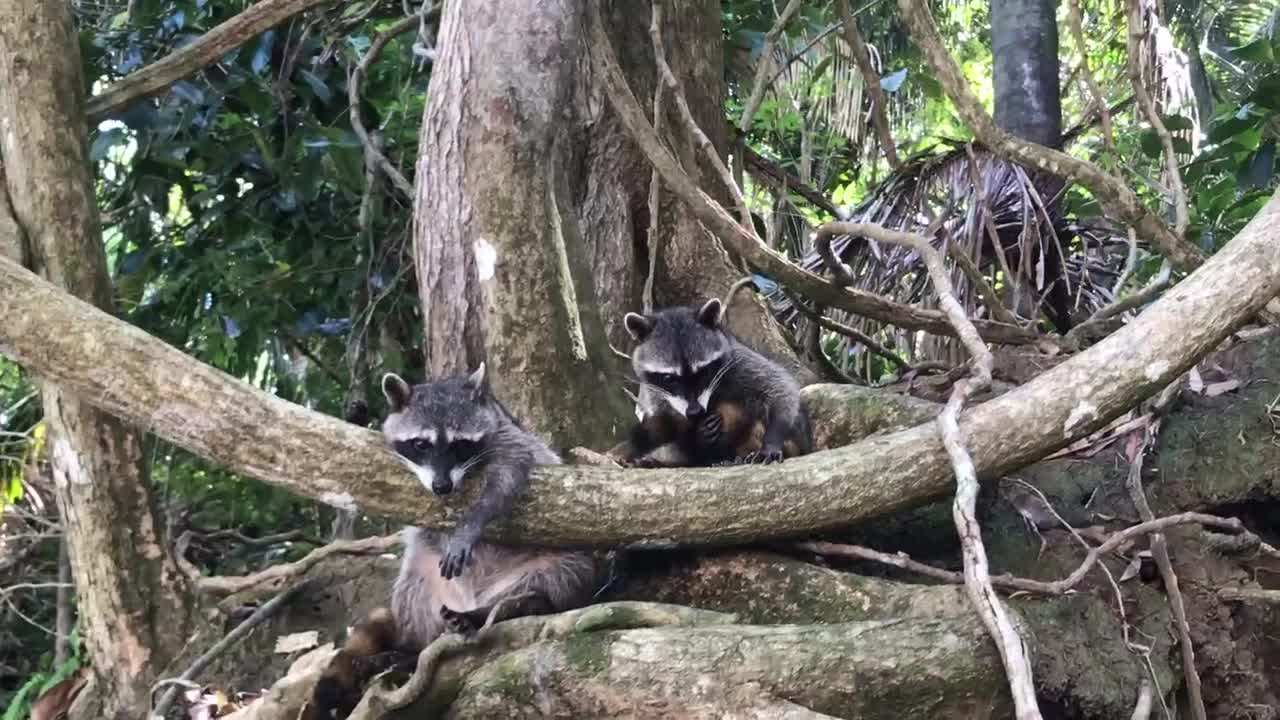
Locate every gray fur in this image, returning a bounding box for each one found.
[628,299,811,464]
[381,369,601,649]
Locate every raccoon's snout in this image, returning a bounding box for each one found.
[431,477,454,496]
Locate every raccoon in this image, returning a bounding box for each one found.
[617,298,812,467]
[305,364,603,719]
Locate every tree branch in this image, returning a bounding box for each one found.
[588,6,1047,347]
[348,13,426,198]
[0,180,1277,547]
[737,0,805,137]
[87,0,336,123]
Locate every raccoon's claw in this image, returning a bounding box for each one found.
[440,606,479,638]
[439,541,473,580]
[623,456,665,469]
[741,447,784,464]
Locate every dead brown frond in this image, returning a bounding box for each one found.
[766,144,1131,380]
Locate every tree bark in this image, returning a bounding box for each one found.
[0,2,202,717]
[412,0,798,448]
[1,189,1277,549]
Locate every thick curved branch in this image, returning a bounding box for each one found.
[587,6,1045,348]
[87,0,334,122]
[896,0,1203,273]
[0,189,1277,547]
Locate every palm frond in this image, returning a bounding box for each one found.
[764,145,1130,379]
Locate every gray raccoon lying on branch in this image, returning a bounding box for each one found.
[304,365,607,720]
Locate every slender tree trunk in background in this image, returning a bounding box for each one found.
[414,0,800,447]
[0,2,202,716]
[991,0,1062,148]
[990,0,1072,332]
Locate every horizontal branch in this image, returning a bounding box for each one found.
[87,0,333,123]
[1,190,1277,549]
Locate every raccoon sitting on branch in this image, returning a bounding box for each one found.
[615,297,813,467]
[305,364,606,720]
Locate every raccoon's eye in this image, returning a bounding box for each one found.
[411,437,433,453]
[451,439,481,461]
[647,371,678,387]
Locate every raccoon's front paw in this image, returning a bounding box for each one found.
[439,539,474,580]
[696,412,724,444]
[440,605,479,638]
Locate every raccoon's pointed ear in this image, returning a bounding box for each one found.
[382,373,412,412]
[697,298,723,328]
[465,362,488,400]
[624,312,654,341]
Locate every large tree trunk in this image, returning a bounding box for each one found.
[413,0,798,447]
[0,3,202,717]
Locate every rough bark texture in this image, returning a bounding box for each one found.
[412,0,799,450]
[436,618,1010,719]
[0,2,201,717]
[2,191,1277,550]
[990,0,1063,148]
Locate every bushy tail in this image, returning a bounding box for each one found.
[304,607,407,720]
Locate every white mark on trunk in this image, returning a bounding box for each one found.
[1063,401,1099,437]
[1144,360,1169,382]
[473,238,497,281]
[50,436,91,487]
[319,491,358,511]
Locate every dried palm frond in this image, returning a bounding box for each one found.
[765,144,1131,380]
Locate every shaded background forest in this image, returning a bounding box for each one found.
[3,0,1280,715]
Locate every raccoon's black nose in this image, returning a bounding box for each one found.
[432,479,454,495]
[685,401,706,419]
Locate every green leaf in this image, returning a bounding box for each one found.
[299,69,333,104]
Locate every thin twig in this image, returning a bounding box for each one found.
[1068,260,1172,344]
[194,533,401,599]
[348,13,429,198]
[1125,426,1206,720]
[1067,0,1116,153]
[738,0,805,137]
[651,0,753,230]
[1125,0,1189,238]
[813,220,1040,719]
[801,511,1251,596]
[836,0,901,169]
[786,290,909,370]
[150,582,310,719]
